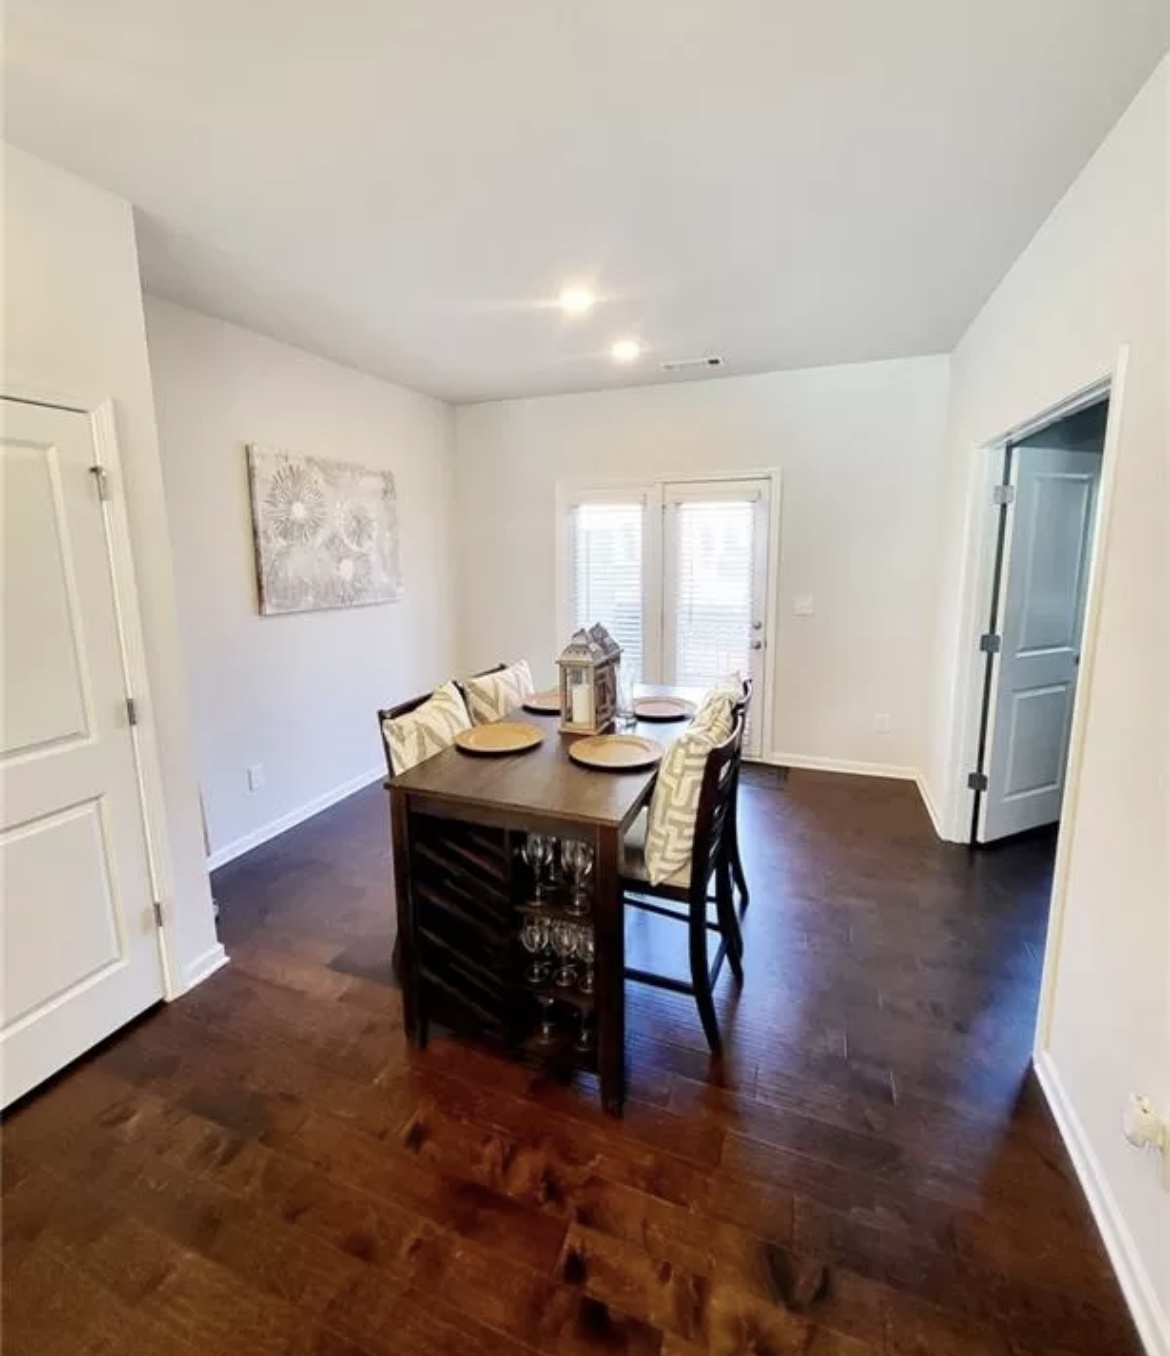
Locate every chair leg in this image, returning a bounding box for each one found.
[689,904,723,1056]
[715,859,744,985]
[728,820,750,909]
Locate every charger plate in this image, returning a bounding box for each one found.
[568,734,662,772]
[521,688,561,715]
[632,696,695,722]
[454,722,544,756]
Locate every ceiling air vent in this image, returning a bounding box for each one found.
[660,355,724,372]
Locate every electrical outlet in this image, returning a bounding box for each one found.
[247,763,266,792]
[874,713,892,734]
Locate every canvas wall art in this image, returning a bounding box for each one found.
[246,444,402,615]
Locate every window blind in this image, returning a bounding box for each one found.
[569,501,644,683]
[671,499,755,690]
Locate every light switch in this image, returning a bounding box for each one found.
[793,595,815,616]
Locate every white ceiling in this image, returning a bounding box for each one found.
[5,1,1167,403]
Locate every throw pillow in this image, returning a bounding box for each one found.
[693,672,743,741]
[383,681,471,775]
[643,725,720,885]
[464,659,535,725]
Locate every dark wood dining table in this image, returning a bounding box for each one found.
[388,686,701,1116]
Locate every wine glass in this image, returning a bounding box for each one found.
[520,916,551,985]
[521,834,552,901]
[575,924,596,995]
[551,919,578,989]
[533,994,557,1045]
[563,841,594,917]
[574,1010,595,1053]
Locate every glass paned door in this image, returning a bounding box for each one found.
[662,480,771,757]
[565,477,772,758]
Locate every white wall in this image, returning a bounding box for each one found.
[2,147,222,989]
[144,298,456,865]
[454,357,950,780]
[926,60,1169,1353]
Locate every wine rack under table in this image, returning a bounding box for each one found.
[400,811,600,1076]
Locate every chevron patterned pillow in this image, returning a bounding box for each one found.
[644,726,720,886]
[382,681,472,775]
[464,660,535,725]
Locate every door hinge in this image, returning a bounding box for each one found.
[979,633,1002,655]
[992,483,1015,507]
[125,696,140,726]
[967,771,988,792]
[90,465,111,500]
[152,899,165,929]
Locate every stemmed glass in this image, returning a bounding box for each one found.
[561,841,594,917]
[521,833,553,901]
[551,919,579,989]
[575,924,596,995]
[546,836,566,891]
[533,994,557,1045]
[574,1010,595,1053]
[520,916,551,986]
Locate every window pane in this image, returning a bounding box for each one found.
[570,502,643,683]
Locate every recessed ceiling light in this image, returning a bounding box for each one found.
[559,286,595,315]
[611,338,641,363]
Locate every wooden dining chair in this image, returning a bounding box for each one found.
[620,715,745,1056]
[726,677,752,909]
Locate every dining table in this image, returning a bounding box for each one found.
[387,685,702,1116]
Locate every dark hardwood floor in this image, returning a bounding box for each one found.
[2,770,1141,1356]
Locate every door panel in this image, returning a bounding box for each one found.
[979,447,1100,842]
[1,399,164,1105]
[3,799,123,1027]
[662,480,770,758]
[1001,684,1073,799]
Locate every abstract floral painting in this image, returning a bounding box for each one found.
[246,445,401,615]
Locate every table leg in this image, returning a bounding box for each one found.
[594,826,626,1116]
[389,788,426,1048]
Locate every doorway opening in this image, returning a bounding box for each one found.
[968,396,1109,846]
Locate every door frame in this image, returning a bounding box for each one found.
[943,346,1129,1052]
[555,468,783,761]
[3,385,181,998]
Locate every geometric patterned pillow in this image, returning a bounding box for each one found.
[382,681,471,776]
[463,660,535,725]
[643,725,720,886]
[692,672,742,741]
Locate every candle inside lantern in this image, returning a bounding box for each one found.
[571,683,593,727]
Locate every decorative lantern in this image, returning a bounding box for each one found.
[557,624,622,735]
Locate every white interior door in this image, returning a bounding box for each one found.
[2,399,165,1106]
[662,480,771,758]
[979,446,1101,842]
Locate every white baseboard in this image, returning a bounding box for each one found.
[1034,1050,1168,1356]
[914,772,949,840]
[764,752,918,781]
[206,766,383,871]
[180,942,229,992]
